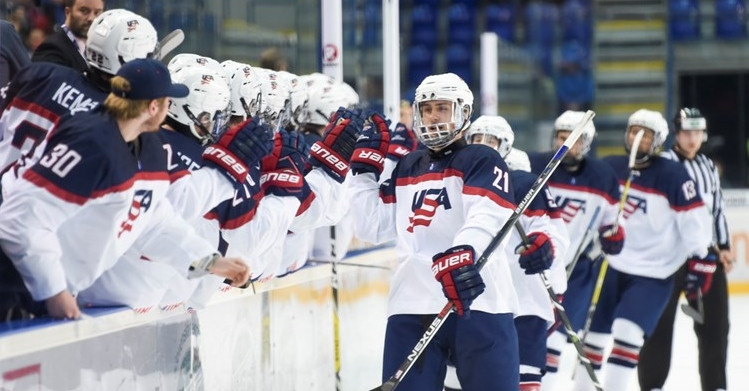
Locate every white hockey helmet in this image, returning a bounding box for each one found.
[168,53,228,84]
[167,67,231,145]
[306,81,348,127]
[277,71,309,128]
[222,60,266,120]
[337,81,360,108]
[259,70,291,132]
[86,9,158,75]
[413,73,473,150]
[465,115,514,158]
[626,109,668,157]
[504,147,531,172]
[554,110,596,156]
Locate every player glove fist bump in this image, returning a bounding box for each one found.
[684,253,718,299]
[260,129,310,201]
[431,245,485,317]
[598,224,625,255]
[309,107,365,183]
[203,116,273,182]
[515,232,555,274]
[351,112,391,181]
[386,122,418,161]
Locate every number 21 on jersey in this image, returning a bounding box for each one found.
[492,166,509,193]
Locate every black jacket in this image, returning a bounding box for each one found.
[31,28,88,73]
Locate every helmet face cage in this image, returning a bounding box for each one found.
[554,110,596,156]
[223,62,265,119]
[86,10,158,75]
[259,72,290,133]
[626,109,669,158]
[465,115,514,158]
[167,68,231,145]
[413,73,474,150]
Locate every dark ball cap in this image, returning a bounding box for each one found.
[112,58,189,100]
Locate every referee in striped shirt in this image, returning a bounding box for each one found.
[639,107,733,391]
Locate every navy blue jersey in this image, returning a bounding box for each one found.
[0,62,106,173]
[601,155,711,277]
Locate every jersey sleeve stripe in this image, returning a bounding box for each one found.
[22,169,88,204]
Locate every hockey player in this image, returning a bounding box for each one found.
[571,109,713,391]
[0,58,251,320]
[527,110,623,390]
[638,107,732,391]
[0,9,158,174]
[444,115,569,391]
[350,73,540,389]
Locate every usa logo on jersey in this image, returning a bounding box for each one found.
[118,189,153,237]
[623,194,647,218]
[407,187,452,233]
[555,196,586,223]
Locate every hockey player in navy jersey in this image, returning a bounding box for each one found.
[443,115,569,391]
[0,58,252,320]
[527,110,623,390]
[349,73,549,389]
[0,9,158,174]
[571,109,713,391]
[639,107,732,391]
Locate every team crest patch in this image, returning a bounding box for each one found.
[118,189,153,237]
[623,194,647,218]
[407,187,451,232]
[555,196,586,223]
[126,19,139,32]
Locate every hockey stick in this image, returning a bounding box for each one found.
[680,290,705,324]
[369,110,595,391]
[154,29,185,61]
[307,259,390,271]
[579,128,645,344]
[514,222,603,391]
[565,206,601,279]
[331,226,342,391]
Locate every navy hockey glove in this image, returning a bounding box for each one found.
[515,232,555,275]
[431,244,485,317]
[350,112,391,181]
[203,117,273,182]
[260,129,311,203]
[309,107,364,183]
[684,253,718,299]
[386,122,418,160]
[599,224,625,255]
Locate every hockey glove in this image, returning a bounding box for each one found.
[431,244,485,317]
[599,224,625,255]
[350,112,391,181]
[203,117,273,182]
[260,129,311,202]
[515,232,555,275]
[309,107,364,183]
[386,122,418,161]
[684,253,718,299]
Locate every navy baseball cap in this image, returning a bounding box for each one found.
[112,58,189,100]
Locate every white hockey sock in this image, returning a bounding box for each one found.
[571,331,609,391]
[541,331,567,391]
[603,318,644,391]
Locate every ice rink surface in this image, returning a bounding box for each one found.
[551,294,749,390]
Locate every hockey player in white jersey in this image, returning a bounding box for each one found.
[444,115,570,391]
[349,73,551,389]
[571,109,713,391]
[527,111,623,390]
[0,59,251,320]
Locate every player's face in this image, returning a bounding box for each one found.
[470,133,500,150]
[66,0,104,39]
[676,129,704,157]
[419,100,454,126]
[627,125,655,154]
[144,98,170,132]
[554,130,584,159]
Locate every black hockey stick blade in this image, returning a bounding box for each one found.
[369,110,596,391]
[681,290,705,324]
[154,28,185,61]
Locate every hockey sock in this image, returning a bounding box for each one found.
[541,331,567,390]
[603,318,644,391]
[572,331,608,390]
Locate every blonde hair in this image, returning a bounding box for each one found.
[104,76,166,120]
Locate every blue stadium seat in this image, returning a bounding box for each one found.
[363,2,382,47]
[448,3,476,45]
[669,0,701,40]
[445,44,473,85]
[486,4,517,43]
[561,0,593,44]
[525,1,558,47]
[408,45,434,88]
[715,0,747,39]
[411,4,438,46]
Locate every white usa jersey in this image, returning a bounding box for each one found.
[603,155,711,278]
[529,152,620,265]
[349,142,519,316]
